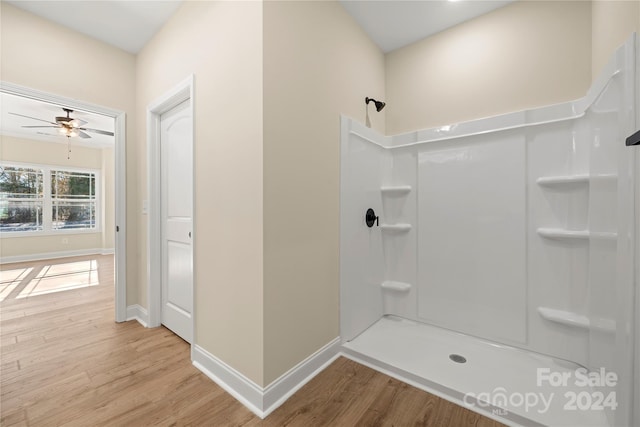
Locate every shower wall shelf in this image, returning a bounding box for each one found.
[380,224,412,232]
[536,174,617,186]
[538,307,615,333]
[538,307,589,330]
[537,228,617,241]
[536,175,589,186]
[537,228,589,240]
[381,281,412,292]
[380,185,412,195]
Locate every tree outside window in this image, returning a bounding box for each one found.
[0,166,44,232]
[51,170,96,230]
[0,164,99,235]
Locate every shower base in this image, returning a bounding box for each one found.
[342,316,610,427]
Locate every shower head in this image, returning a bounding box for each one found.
[366,97,386,112]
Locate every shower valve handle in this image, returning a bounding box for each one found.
[365,208,378,228]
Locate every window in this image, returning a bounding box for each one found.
[0,166,44,232]
[51,170,96,230]
[0,163,100,235]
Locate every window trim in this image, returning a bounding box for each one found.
[0,161,101,238]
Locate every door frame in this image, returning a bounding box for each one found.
[147,75,195,341]
[0,81,128,322]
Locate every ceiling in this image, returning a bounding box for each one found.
[6,0,515,55]
[5,0,183,54]
[0,92,115,149]
[340,0,516,53]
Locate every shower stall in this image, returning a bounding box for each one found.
[340,36,637,426]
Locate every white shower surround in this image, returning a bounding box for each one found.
[340,36,637,426]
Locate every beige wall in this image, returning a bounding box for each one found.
[137,1,265,384]
[385,1,592,134]
[0,3,137,303]
[263,1,385,385]
[592,0,640,78]
[139,0,384,387]
[0,136,114,258]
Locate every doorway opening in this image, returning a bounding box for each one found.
[0,81,127,321]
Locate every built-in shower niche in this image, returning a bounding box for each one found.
[527,120,592,367]
[532,168,601,355]
[379,149,417,320]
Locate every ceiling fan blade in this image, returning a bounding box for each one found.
[36,132,63,137]
[69,118,88,127]
[9,112,58,125]
[22,125,60,128]
[76,130,91,139]
[79,127,114,136]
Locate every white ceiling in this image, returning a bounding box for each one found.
[7,0,515,56]
[0,92,115,149]
[5,0,183,54]
[340,0,516,53]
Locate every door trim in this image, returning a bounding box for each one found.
[0,81,128,322]
[147,75,195,343]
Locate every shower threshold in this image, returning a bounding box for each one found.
[342,315,610,427]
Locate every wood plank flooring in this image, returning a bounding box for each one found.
[1,255,505,426]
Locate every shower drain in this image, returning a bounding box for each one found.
[449,354,467,364]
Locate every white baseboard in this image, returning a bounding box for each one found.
[192,337,341,419]
[0,248,114,264]
[126,304,149,327]
[262,337,341,416]
[192,345,264,417]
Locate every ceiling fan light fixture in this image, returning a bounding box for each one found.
[11,107,115,140]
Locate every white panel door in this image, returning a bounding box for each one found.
[160,99,193,343]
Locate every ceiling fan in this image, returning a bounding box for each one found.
[9,108,114,139]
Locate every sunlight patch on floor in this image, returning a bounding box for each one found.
[17,260,99,299]
[0,267,33,302]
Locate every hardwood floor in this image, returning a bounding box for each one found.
[1,255,505,426]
